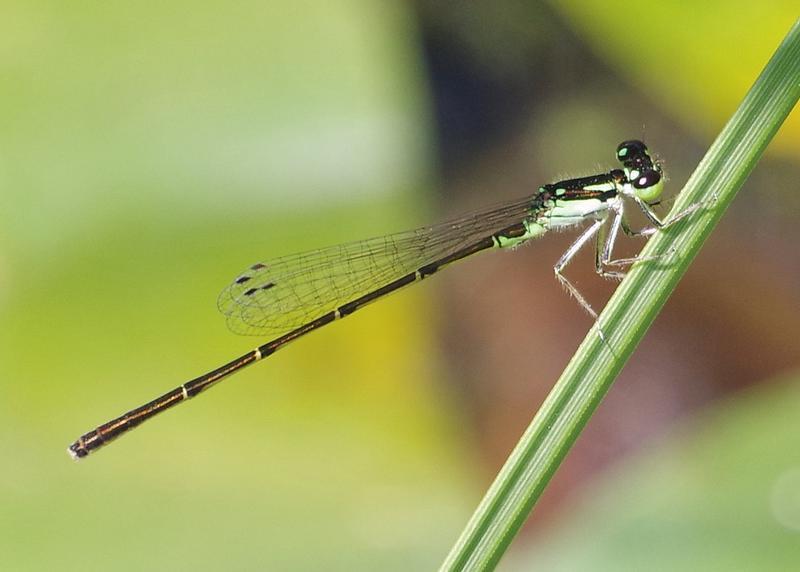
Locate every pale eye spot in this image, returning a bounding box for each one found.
[639,177,649,186]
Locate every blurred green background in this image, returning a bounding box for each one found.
[1,2,798,570]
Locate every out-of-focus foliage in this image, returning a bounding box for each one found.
[555,1,800,156]
[0,2,471,571]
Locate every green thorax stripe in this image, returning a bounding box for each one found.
[538,170,624,203]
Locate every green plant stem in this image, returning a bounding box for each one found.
[441,18,800,572]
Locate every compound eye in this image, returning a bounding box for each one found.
[617,139,647,159]
[633,169,661,189]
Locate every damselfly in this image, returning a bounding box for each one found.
[68,140,700,459]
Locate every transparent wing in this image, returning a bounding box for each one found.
[217,195,535,336]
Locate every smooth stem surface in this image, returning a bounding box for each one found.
[441,18,800,572]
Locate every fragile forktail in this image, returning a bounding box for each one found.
[68,140,700,459]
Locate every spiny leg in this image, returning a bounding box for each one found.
[603,192,715,270]
[621,215,656,238]
[554,218,618,346]
[619,191,715,239]
[559,196,701,316]
[595,204,627,280]
[633,194,713,231]
[598,202,669,274]
[554,218,605,319]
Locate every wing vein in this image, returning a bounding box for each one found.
[217,195,536,336]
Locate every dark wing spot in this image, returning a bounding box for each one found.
[235,276,251,284]
[243,287,258,296]
[251,263,267,270]
[261,282,275,290]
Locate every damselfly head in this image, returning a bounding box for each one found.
[616,140,664,203]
